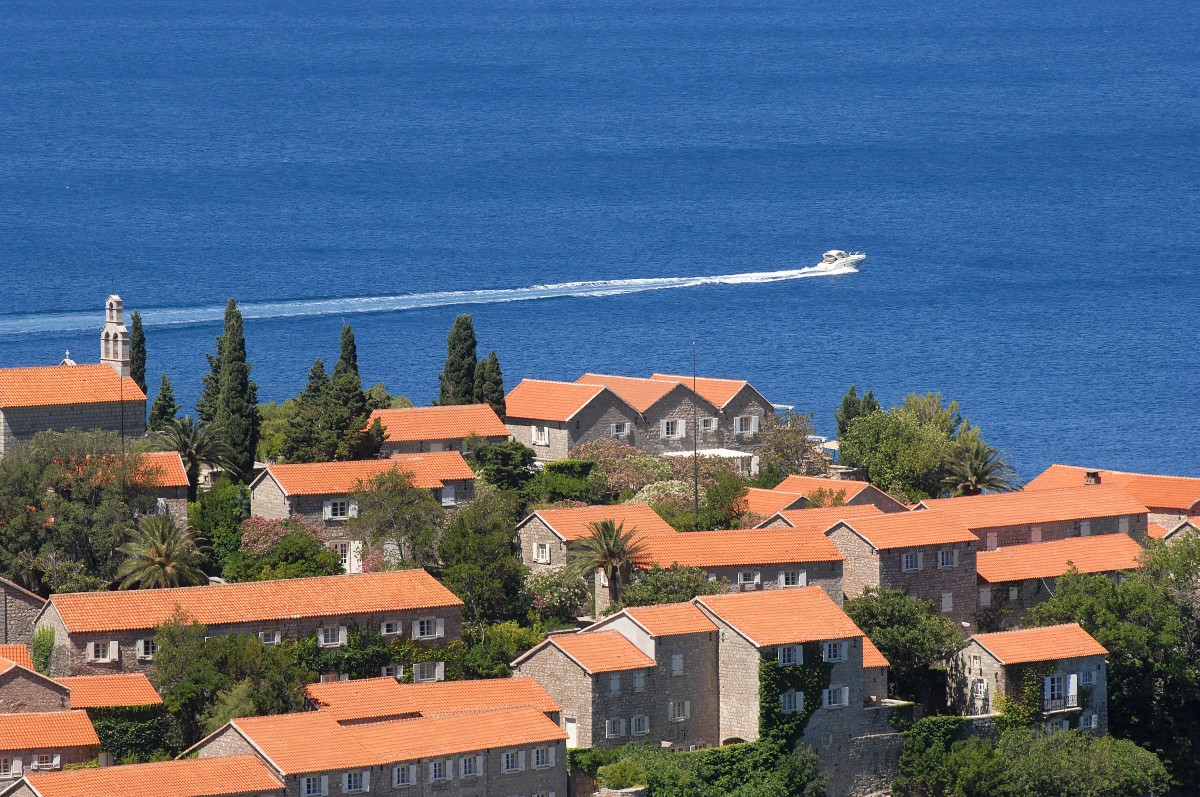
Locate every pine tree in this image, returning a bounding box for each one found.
[148,373,180,431]
[835,384,880,439]
[473,350,506,416]
[328,324,379,460]
[280,358,333,463]
[196,334,224,425]
[129,311,147,393]
[212,300,259,478]
[437,314,477,405]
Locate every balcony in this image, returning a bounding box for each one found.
[1042,696,1080,712]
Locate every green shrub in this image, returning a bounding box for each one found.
[31,627,54,674]
[599,757,647,789]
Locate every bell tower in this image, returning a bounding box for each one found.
[100,294,131,377]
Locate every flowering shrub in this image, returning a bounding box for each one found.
[663,454,742,486]
[527,568,590,622]
[361,546,404,573]
[630,480,705,513]
[238,516,326,557]
[570,439,669,498]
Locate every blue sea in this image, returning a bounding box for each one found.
[1,0,1197,479]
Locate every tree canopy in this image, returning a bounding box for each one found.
[148,373,179,432]
[203,299,260,478]
[128,310,147,393]
[438,487,528,631]
[345,469,445,568]
[473,350,506,416]
[438,314,477,405]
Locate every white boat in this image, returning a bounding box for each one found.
[816,249,866,270]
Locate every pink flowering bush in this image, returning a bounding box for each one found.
[238,515,326,557]
[570,439,668,498]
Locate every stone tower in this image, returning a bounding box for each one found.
[100,294,130,378]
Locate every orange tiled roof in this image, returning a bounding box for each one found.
[346,707,567,762]
[50,570,463,634]
[305,676,561,722]
[1148,522,1170,540]
[230,712,378,773]
[745,488,807,517]
[696,587,866,648]
[138,451,190,488]
[773,475,873,501]
[760,504,886,531]
[836,511,977,550]
[623,603,718,636]
[0,710,98,750]
[23,755,283,797]
[919,485,1149,529]
[57,673,163,708]
[551,631,657,674]
[635,527,842,567]
[1026,465,1200,512]
[576,373,682,413]
[369,404,509,443]
[972,623,1107,665]
[1148,518,1199,540]
[862,637,890,669]
[650,374,751,409]
[976,534,1144,583]
[0,364,146,409]
[0,644,33,670]
[264,451,474,495]
[526,503,678,542]
[504,379,609,422]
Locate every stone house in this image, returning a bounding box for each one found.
[0,648,163,716]
[504,379,639,463]
[304,676,561,726]
[950,623,1108,734]
[137,450,191,528]
[33,570,463,678]
[744,487,808,519]
[755,504,886,531]
[824,512,980,627]
[0,657,70,714]
[516,503,676,574]
[0,580,46,647]
[368,404,510,457]
[0,710,99,783]
[0,755,285,797]
[771,476,910,514]
[1026,464,1200,527]
[649,374,775,450]
[918,484,1150,551]
[1148,517,1199,543]
[191,706,568,797]
[976,534,1144,629]
[250,453,476,573]
[0,296,146,460]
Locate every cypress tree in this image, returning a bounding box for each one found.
[835,385,863,439]
[212,299,259,478]
[862,389,881,416]
[328,324,378,460]
[473,350,506,417]
[196,334,224,425]
[281,358,333,463]
[437,314,477,405]
[129,311,147,393]
[148,373,180,431]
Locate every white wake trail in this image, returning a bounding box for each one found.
[0,265,857,335]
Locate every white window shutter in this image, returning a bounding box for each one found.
[1069,673,1078,703]
[475,754,483,773]
[320,775,329,795]
[86,642,95,661]
[380,622,389,635]
[435,661,445,681]
[342,773,350,791]
[841,686,850,706]
[435,618,445,638]
[796,645,804,665]
[667,700,674,718]
[798,569,808,587]
[684,700,691,718]
[518,750,526,771]
[753,571,761,585]
[408,765,416,784]
[750,415,760,433]
[322,500,333,520]
[109,641,119,660]
[348,500,359,518]
[678,419,686,438]
[51,754,60,768]
[338,626,348,645]
[915,552,924,571]
[659,419,668,436]
[428,762,436,782]
[1043,677,1052,700]
[777,573,786,587]
[840,641,849,661]
[362,769,370,790]
[412,620,421,637]
[1090,713,1098,728]
[952,549,959,567]
[547,746,555,767]
[11,757,21,775]
[446,758,454,778]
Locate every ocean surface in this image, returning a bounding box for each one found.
[1,0,1197,479]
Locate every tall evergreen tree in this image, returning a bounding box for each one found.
[835,385,881,439]
[473,350,506,416]
[212,300,259,478]
[148,373,180,431]
[129,311,147,393]
[437,314,477,405]
[327,324,381,460]
[196,333,224,426]
[280,359,334,463]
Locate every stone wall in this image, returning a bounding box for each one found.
[700,561,843,606]
[0,744,97,781]
[194,725,259,758]
[877,542,978,628]
[380,434,507,457]
[848,486,909,514]
[513,646,595,748]
[516,516,572,572]
[250,475,292,520]
[709,620,761,744]
[816,729,904,797]
[971,513,1147,550]
[827,527,879,604]
[0,401,146,459]
[0,669,70,713]
[1,579,46,645]
[649,631,720,751]
[980,573,1121,629]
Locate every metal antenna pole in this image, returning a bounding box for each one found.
[693,342,699,530]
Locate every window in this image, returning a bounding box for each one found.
[940,592,954,613]
[417,618,437,639]
[415,661,442,682]
[609,674,621,694]
[257,630,281,646]
[301,776,326,796]
[777,645,802,666]
[632,714,649,735]
[461,756,477,777]
[430,760,449,781]
[332,541,350,569]
[1080,670,1095,686]
[1080,714,1099,730]
[503,751,521,773]
[1046,675,1065,702]
[1079,520,1091,536]
[738,571,759,585]
[822,687,850,708]
[663,419,679,438]
[530,425,550,446]
[701,417,717,432]
[394,765,415,786]
[87,640,118,663]
[985,532,998,550]
[780,690,803,714]
[634,671,645,691]
[381,664,403,678]
[533,543,551,564]
[938,549,957,569]
[973,679,987,698]
[971,655,981,672]
[329,500,349,519]
[1031,526,1042,543]
[343,771,364,792]
[902,552,920,572]
[978,585,992,606]
[736,416,753,434]
[671,653,684,676]
[319,626,346,647]
[606,718,626,738]
[823,641,846,662]
[440,485,456,507]
[610,422,628,437]
[781,570,806,587]
[669,700,690,721]
[0,758,9,778]
[1009,585,1020,600]
[381,621,400,636]
[1119,517,1131,535]
[136,638,156,660]
[534,747,549,769]
[34,754,53,770]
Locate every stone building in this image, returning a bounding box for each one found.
[368,404,510,457]
[304,676,562,726]
[918,484,1150,551]
[976,534,1144,629]
[191,706,568,797]
[137,450,191,528]
[949,623,1109,734]
[1026,464,1200,527]
[1148,517,1199,543]
[33,570,463,678]
[744,487,809,518]
[504,379,639,463]
[0,580,46,647]
[771,476,910,514]
[0,710,99,783]
[250,453,476,573]
[516,503,676,574]
[824,512,980,627]
[1,755,285,797]
[756,504,885,532]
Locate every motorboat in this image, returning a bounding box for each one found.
[816,250,866,270]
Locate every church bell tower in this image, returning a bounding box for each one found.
[100,295,131,378]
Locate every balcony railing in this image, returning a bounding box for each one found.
[1043,696,1080,712]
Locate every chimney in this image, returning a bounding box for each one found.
[1084,471,1101,486]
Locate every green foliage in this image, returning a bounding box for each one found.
[150,613,230,748]
[32,627,54,673]
[805,487,846,508]
[364,383,412,410]
[840,410,949,501]
[526,567,590,622]
[571,519,647,606]
[90,709,166,763]
[208,299,260,478]
[756,410,828,478]
[893,715,967,797]
[699,468,750,530]
[570,439,669,498]
[748,459,787,489]
[461,620,547,679]
[834,385,879,439]
[759,647,832,746]
[438,314,477,405]
[116,514,208,589]
[256,399,297,462]
[473,350,506,416]
[617,564,726,610]
[469,439,536,492]
[991,664,1052,734]
[222,529,342,582]
[887,701,916,732]
[346,469,445,567]
[148,416,236,501]
[844,587,965,703]
[526,459,606,504]
[187,476,249,572]
[439,487,529,629]
[128,311,147,393]
[941,436,1021,496]
[598,758,648,789]
[288,624,466,683]
[147,373,179,432]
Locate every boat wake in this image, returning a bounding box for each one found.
[0,264,858,335]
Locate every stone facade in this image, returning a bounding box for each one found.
[512,644,598,748]
[978,572,1125,630]
[1,580,45,646]
[0,668,70,714]
[0,744,96,784]
[508,391,636,463]
[516,516,572,573]
[695,561,843,606]
[0,401,146,460]
[380,434,507,458]
[970,513,1147,551]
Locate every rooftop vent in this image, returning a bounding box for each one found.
[1084,471,1102,485]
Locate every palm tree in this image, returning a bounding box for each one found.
[116,514,208,589]
[570,519,647,608]
[149,415,237,500]
[941,438,1022,497]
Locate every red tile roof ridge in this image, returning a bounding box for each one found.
[837,511,978,549]
[976,533,1144,583]
[695,587,867,648]
[918,485,1149,528]
[634,527,843,567]
[0,363,147,408]
[22,754,283,797]
[304,676,561,721]
[344,706,567,762]
[971,622,1108,665]
[649,374,753,409]
[549,630,658,674]
[368,404,509,442]
[0,709,99,749]
[576,373,688,414]
[56,673,163,708]
[503,379,611,422]
[618,602,719,637]
[262,452,474,494]
[525,502,678,542]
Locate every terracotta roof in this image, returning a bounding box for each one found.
[745,488,807,517]
[50,570,463,634]
[0,710,98,750]
[229,712,378,773]
[976,534,1144,583]
[0,644,32,670]
[524,503,677,542]
[760,504,886,531]
[622,603,718,636]
[836,512,977,550]
[862,637,890,669]
[305,676,560,722]
[576,373,682,414]
[57,673,163,708]
[0,364,146,409]
[919,485,1149,529]
[1148,522,1170,540]
[22,755,283,797]
[696,587,866,648]
[138,451,190,488]
[346,707,567,762]
[972,623,1108,665]
[1149,518,1198,540]
[650,374,751,409]
[504,379,609,422]
[369,404,509,443]
[635,528,842,567]
[262,451,474,495]
[774,475,873,500]
[1026,465,1200,512]
[550,631,657,674]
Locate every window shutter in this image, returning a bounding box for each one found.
[668,700,674,718]
[840,641,849,661]
[1068,673,1078,704]
[428,762,436,782]
[338,626,348,645]
[86,641,96,661]
[841,686,850,706]
[107,640,119,660]
[678,420,686,438]
[348,500,359,518]
[952,549,959,567]
[915,552,924,571]
[753,571,761,585]
[518,750,526,770]
[434,661,445,681]
[1090,714,1098,728]
[750,415,760,433]
[547,746,555,767]
[320,775,329,795]
[796,645,804,665]
[797,691,805,713]
[659,420,668,436]
[684,700,691,718]
[475,754,483,774]
[322,500,333,520]
[1043,677,1052,700]
[12,757,22,775]
[411,620,421,637]
[342,773,350,791]
[979,585,992,606]
[408,765,416,784]
[435,618,445,638]
[380,622,389,635]
[797,570,808,586]
[361,769,370,790]
[51,753,60,768]
[446,758,454,778]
